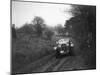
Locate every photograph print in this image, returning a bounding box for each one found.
[11,0,96,74]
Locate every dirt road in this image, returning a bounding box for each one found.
[16,53,89,74]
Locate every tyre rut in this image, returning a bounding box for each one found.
[16,53,55,74]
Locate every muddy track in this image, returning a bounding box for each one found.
[16,53,55,74]
[40,56,74,72]
[28,56,74,73]
[16,54,87,74]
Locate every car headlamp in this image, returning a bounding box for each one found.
[71,43,74,47]
[54,47,57,50]
[66,43,69,46]
[60,51,64,53]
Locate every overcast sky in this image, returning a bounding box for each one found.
[12,1,73,28]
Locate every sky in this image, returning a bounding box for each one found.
[12,1,73,28]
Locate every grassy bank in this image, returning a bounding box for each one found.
[12,34,56,72]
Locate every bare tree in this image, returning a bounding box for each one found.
[32,16,45,37]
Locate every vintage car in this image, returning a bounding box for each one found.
[54,38,74,58]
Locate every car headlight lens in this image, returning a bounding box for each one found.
[60,51,64,53]
[66,43,69,46]
[71,43,74,47]
[54,47,57,50]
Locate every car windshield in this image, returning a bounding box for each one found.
[56,38,70,45]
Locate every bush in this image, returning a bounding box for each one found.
[12,35,55,72]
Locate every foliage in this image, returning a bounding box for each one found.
[65,5,96,43]
[64,5,96,67]
[43,29,54,40]
[12,16,57,73]
[17,23,35,34]
[12,24,17,39]
[32,16,45,37]
[55,24,66,35]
